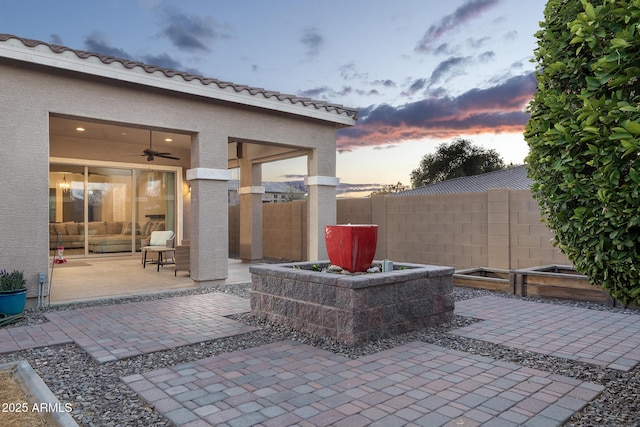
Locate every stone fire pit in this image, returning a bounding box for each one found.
[249,261,454,346]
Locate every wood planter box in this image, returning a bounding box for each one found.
[454,268,514,294]
[514,265,613,305]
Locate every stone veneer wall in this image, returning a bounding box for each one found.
[249,262,454,346]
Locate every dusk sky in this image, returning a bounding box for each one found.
[2,0,547,197]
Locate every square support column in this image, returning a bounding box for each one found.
[187,133,231,287]
[238,162,263,262]
[238,154,263,263]
[305,175,339,260]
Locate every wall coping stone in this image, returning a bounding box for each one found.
[249,260,454,290]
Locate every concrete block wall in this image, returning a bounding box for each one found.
[261,200,307,261]
[228,188,569,270]
[336,198,373,224]
[385,193,489,268]
[487,189,510,269]
[508,190,569,268]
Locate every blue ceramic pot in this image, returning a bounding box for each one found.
[0,289,27,315]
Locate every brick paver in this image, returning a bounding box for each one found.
[0,322,73,353]
[123,340,604,427]
[452,296,640,371]
[0,293,256,363]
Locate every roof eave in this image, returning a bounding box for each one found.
[0,37,358,127]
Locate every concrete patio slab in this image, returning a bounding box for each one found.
[451,296,640,371]
[122,340,604,427]
[48,257,252,304]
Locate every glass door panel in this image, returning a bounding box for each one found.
[49,165,86,256]
[86,167,133,254]
[135,171,176,250]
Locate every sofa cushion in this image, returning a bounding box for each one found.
[121,222,132,235]
[106,221,123,234]
[140,220,152,236]
[151,221,166,233]
[54,223,67,235]
[89,222,108,235]
[65,222,79,235]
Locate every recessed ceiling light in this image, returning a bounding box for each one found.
[164,138,173,142]
[76,127,85,132]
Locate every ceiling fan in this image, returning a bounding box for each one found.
[141,131,180,161]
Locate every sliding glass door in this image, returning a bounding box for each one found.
[49,163,178,257]
[135,170,176,246]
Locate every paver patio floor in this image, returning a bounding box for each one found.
[3,293,634,425]
[451,296,640,371]
[123,340,604,427]
[0,293,257,363]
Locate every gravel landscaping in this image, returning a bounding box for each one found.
[0,284,639,426]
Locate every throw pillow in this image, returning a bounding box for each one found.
[121,222,132,235]
[65,223,79,235]
[54,223,67,235]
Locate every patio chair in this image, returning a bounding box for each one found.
[141,231,175,271]
[174,240,190,277]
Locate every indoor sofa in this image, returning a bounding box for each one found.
[49,220,166,253]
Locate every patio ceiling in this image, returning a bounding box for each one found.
[49,116,191,154]
[51,116,310,167]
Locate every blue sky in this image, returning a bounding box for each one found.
[2,0,546,196]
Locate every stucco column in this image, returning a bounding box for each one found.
[239,159,263,262]
[306,145,338,261]
[187,135,231,287]
[305,175,339,260]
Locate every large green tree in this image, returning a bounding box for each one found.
[525,0,640,304]
[410,138,505,188]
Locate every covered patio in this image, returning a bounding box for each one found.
[47,257,252,305]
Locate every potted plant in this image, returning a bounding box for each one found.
[0,269,27,316]
[324,224,378,273]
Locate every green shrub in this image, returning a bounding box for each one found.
[525,0,640,305]
[0,269,26,291]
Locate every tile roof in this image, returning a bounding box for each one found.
[392,165,531,197]
[0,34,358,124]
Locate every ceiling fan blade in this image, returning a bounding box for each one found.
[139,131,179,160]
[156,154,180,160]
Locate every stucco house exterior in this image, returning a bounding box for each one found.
[0,34,357,304]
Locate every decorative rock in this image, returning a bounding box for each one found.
[367,266,381,273]
[1,281,638,426]
[328,265,343,273]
